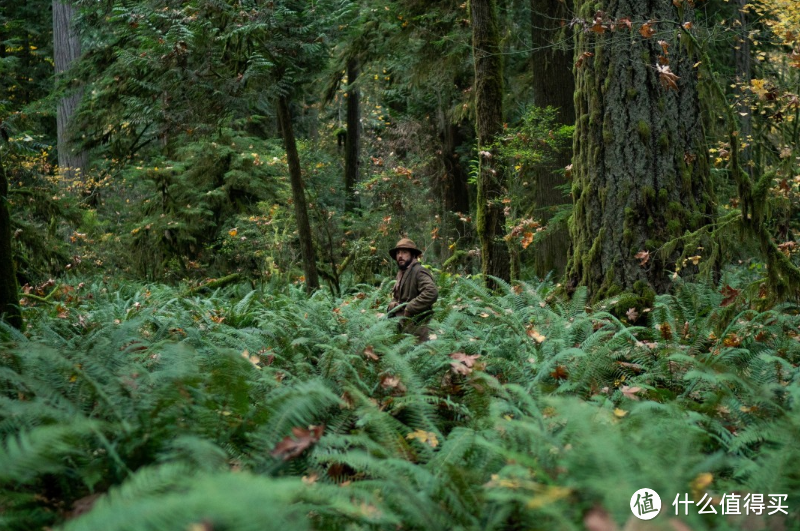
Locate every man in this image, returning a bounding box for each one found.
[387,238,438,341]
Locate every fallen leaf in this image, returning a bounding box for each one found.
[407,429,439,448]
[450,352,481,367]
[720,285,740,307]
[613,408,628,418]
[363,345,379,360]
[551,365,569,380]
[527,327,546,343]
[626,307,639,322]
[621,386,642,400]
[635,250,650,266]
[270,425,324,461]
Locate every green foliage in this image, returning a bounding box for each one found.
[1,273,798,529]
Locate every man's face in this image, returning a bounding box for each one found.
[395,249,414,270]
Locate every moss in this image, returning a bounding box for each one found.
[658,132,669,151]
[667,219,682,234]
[627,88,638,99]
[647,216,654,227]
[623,229,633,244]
[637,120,651,142]
[658,188,668,201]
[658,98,666,112]
[667,201,683,214]
[643,186,656,202]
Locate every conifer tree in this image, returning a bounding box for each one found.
[530,0,574,278]
[53,0,88,183]
[471,0,511,286]
[568,1,714,301]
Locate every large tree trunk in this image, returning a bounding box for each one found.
[0,146,22,329]
[277,95,320,292]
[568,0,713,302]
[53,0,88,183]
[530,0,575,278]
[344,58,361,212]
[470,0,510,287]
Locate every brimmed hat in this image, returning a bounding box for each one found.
[389,238,422,259]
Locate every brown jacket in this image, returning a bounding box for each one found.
[389,261,438,322]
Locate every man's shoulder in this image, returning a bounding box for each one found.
[412,262,435,280]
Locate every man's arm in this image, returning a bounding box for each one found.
[404,269,438,317]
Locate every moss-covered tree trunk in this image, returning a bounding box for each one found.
[530,0,575,278]
[470,0,510,286]
[0,146,22,329]
[344,57,360,212]
[277,95,320,292]
[568,0,713,301]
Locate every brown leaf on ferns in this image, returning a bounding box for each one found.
[720,285,740,307]
[271,425,325,461]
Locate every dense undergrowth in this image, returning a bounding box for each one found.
[0,273,798,530]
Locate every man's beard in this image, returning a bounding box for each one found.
[397,259,411,270]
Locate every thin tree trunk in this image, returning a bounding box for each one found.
[440,117,471,244]
[734,0,752,178]
[471,0,510,287]
[530,0,575,278]
[568,0,714,302]
[344,58,360,212]
[0,145,22,329]
[277,95,320,292]
[53,0,87,183]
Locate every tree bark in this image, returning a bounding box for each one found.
[568,0,714,302]
[53,0,88,183]
[439,116,471,243]
[734,0,752,178]
[277,95,320,292]
[470,0,510,287]
[530,0,575,278]
[344,58,360,212]
[0,146,22,329]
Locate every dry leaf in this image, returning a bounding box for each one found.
[363,345,379,361]
[621,386,642,400]
[626,307,639,322]
[527,327,546,343]
[551,365,569,380]
[521,232,535,249]
[613,408,628,418]
[270,425,325,461]
[450,352,481,367]
[657,64,680,91]
[406,429,439,448]
[720,285,740,307]
[576,51,594,68]
[635,250,650,266]
[639,21,656,38]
